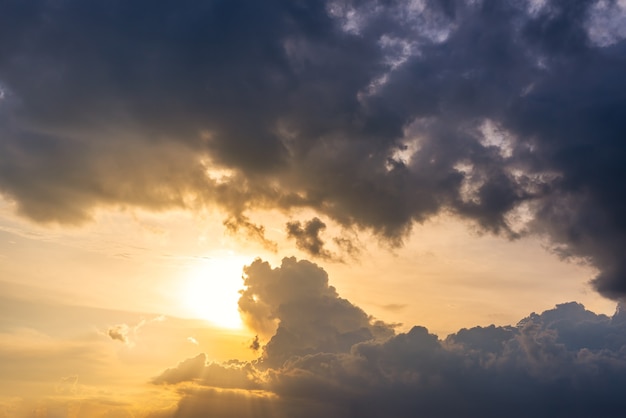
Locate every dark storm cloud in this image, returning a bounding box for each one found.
[155,258,626,418]
[1,0,626,294]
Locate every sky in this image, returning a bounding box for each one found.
[1,0,626,416]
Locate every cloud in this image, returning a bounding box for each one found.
[107,324,129,344]
[152,353,207,385]
[286,217,360,261]
[155,257,626,417]
[1,1,626,295]
[224,215,278,252]
[249,335,261,352]
[286,217,333,259]
[105,316,164,346]
[380,303,407,312]
[152,353,260,390]
[238,257,395,367]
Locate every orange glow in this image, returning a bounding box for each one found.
[180,255,251,329]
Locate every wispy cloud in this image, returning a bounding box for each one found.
[106,316,166,346]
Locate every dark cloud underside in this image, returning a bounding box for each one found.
[1,0,626,295]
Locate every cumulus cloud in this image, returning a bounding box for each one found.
[238,257,395,367]
[155,258,626,417]
[1,1,625,294]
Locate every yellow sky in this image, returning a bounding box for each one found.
[0,199,617,416]
[0,195,614,332]
[2,0,626,415]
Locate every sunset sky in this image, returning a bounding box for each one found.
[1,0,626,417]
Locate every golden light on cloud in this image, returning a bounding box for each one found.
[181,255,250,329]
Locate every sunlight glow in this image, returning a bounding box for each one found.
[181,254,250,329]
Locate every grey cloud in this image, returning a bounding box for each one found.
[152,353,260,390]
[249,335,261,352]
[0,0,314,224]
[238,257,395,367]
[286,217,333,259]
[224,215,278,252]
[152,353,207,385]
[333,235,361,259]
[155,257,626,417]
[286,217,361,261]
[1,0,626,295]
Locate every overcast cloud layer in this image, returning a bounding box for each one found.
[1,0,626,296]
[152,257,626,417]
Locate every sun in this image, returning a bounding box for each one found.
[181,254,250,329]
